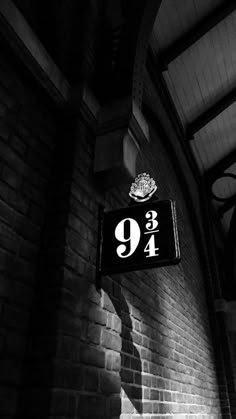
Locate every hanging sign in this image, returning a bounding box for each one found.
[98,174,180,274]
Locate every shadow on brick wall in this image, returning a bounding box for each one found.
[102,276,143,415]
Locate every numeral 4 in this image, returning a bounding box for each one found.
[144,234,159,258]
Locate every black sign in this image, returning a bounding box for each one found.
[99,199,180,274]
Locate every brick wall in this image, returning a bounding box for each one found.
[0,46,56,417]
[0,29,226,419]
[28,111,222,418]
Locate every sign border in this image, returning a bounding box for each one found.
[98,199,181,276]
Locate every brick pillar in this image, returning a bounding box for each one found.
[20,94,124,418]
[19,111,79,418]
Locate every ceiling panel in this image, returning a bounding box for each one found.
[226,161,236,174]
[163,11,236,123]
[152,0,224,52]
[190,102,236,171]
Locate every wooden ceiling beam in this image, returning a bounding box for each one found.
[160,1,236,66]
[186,87,236,139]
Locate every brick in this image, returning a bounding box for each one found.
[18,241,38,263]
[1,254,35,283]
[6,332,26,357]
[134,372,142,387]
[80,344,105,368]
[87,306,107,325]
[0,198,17,226]
[0,274,33,306]
[64,246,93,274]
[56,310,81,336]
[142,360,149,373]
[131,356,142,371]
[150,389,160,400]
[87,321,101,345]
[121,368,133,383]
[9,134,27,157]
[142,401,152,413]
[134,320,140,332]
[50,390,68,416]
[68,393,77,418]
[121,399,135,414]
[107,312,113,329]
[28,201,45,225]
[103,293,115,313]
[0,83,14,108]
[0,359,21,384]
[26,148,51,177]
[0,121,9,142]
[121,325,132,340]
[125,384,142,400]
[0,222,18,253]
[108,395,121,416]
[131,306,142,321]
[102,330,121,351]
[15,213,41,244]
[68,213,90,240]
[121,354,131,368]
[0,387,18,415]
[112,351,121,371]
[22,180,46,206]
[0,141,26,174]
[112,314,121,333]
[79,395,105,417]
[69,193,97,229]
[152,402,159,414]
[56,335,80,362]
[106,351,113,370]
[141,374,151,387]
[100,370,120,394]
[0,180,29,215]
[158,402,171,414]
[3,303,30,331]
[53,361,83,389]
[83,366,99,391]
[143,387,150,399]
[132,331,142,345]
[164,391,172,402]
[2,165,22,189]
[88,284,101,305]
[122,339,134,354]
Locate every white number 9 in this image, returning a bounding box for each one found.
[115,218,141,258]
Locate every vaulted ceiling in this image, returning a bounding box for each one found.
[150,0,236,245]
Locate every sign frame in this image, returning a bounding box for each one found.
[97,199,181,280]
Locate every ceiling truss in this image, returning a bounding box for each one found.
[153,1,236,222]
[186,88,236,140]
[159,0,236,67]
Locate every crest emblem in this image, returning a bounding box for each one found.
[129,172,157,202]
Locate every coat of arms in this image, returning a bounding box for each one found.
[129,172,157,202]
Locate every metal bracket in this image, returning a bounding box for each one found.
[96,205,105,290]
